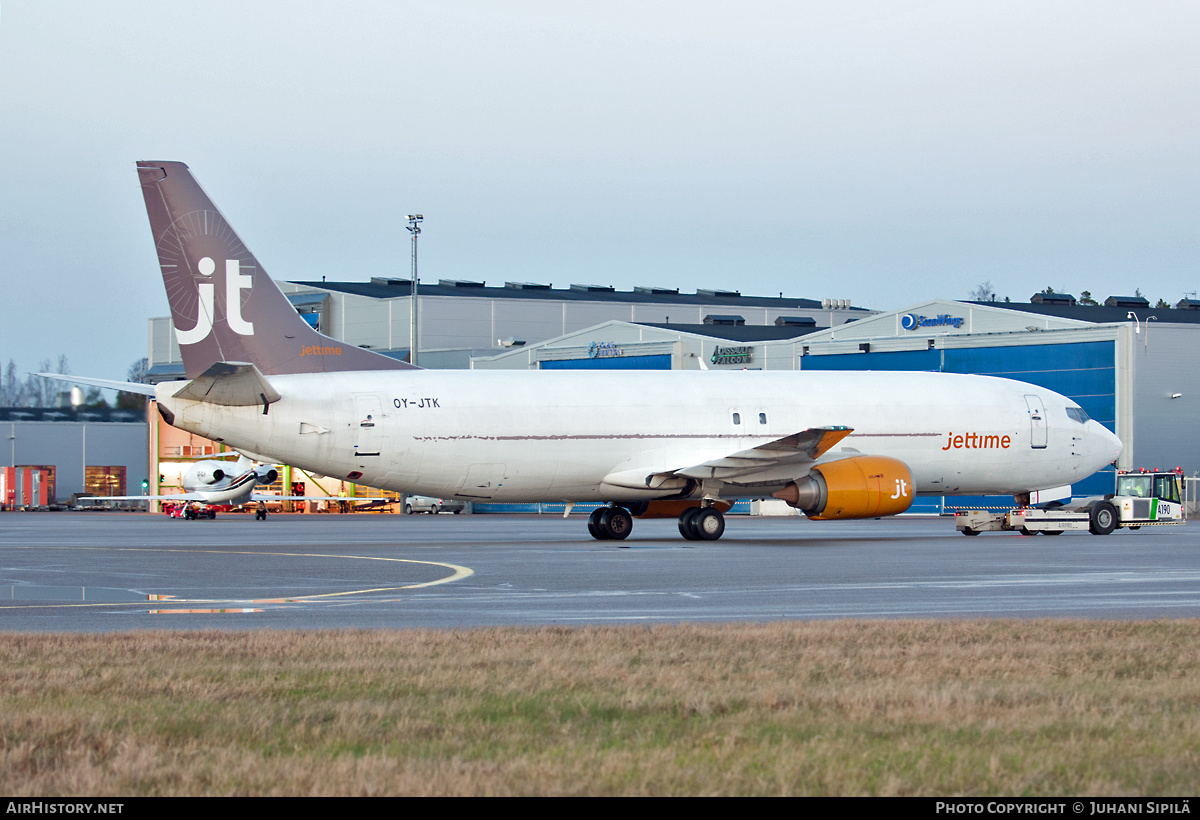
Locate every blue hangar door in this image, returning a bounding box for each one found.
[540,354,673,370]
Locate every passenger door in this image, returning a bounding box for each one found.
[1025,395,1047,449]
[353,394,382,457]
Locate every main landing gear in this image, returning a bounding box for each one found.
[678,506,725,541]
[588,506,634,543]
[586,504,727,544]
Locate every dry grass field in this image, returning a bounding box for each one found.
[1,620,1198,796]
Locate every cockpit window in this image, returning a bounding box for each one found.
[1065,407,1091,424]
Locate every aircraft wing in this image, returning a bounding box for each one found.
[602,426,854,490]
[674,426,855,480]
[77,494,205,503]
[77,494,369,505]
[251,495,371,503]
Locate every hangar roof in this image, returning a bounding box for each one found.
[969,301,1200,325]
[289,279,869,312]
[0,406,145,423]
[634,323,823,342]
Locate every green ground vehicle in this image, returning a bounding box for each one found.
[955,469,1185,536]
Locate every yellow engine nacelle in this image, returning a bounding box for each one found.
[772,456,914,520]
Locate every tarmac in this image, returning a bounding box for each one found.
[1,511,1198,631]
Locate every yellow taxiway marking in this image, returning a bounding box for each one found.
[150,608,264,614]
[1,547,474,610]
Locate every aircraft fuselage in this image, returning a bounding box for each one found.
[158,368,1121,503]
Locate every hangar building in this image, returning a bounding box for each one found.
[142,283,1199,514]
[0,407,148,505]
[147,279,868,379]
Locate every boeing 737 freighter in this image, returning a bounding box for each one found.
[81,161,1123,543]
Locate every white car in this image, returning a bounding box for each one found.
[403,495,466,515]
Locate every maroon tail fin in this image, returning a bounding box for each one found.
[137,161,417,379]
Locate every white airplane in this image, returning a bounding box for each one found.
[72,452,280,508]
[69,161,1125,542]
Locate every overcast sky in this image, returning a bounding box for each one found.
[1,1,1197,382]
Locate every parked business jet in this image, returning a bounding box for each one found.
[167,454,279,505]
[88,161,1125,542]
[72,452,279,507]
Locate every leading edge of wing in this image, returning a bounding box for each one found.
[603,426,854,489]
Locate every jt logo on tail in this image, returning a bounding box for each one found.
[174,257,254,344]
[137,160,415,379]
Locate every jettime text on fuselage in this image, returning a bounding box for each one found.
[942,432,1012,450]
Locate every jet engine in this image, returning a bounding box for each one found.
[190,464,226,485]
[254,467,279,485]
[772,455,914,520]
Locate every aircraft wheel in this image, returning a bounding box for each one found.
[693,508,725,541]
[600,507,633,543]
[588,507,609,540]
[961,527,980,536]
[678,507,701,540]
[1089,501,1117,536]
[405,504,413,515]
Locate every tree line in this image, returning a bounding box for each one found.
[0,357,148,409]
[970,281,1182,309]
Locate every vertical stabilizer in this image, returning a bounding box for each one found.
[137,161,416,379]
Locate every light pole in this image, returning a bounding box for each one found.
[407,214,423,366]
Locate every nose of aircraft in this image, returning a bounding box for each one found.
[1089,421,1123,467]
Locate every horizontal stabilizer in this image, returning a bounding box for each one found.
[174,362,282,407]
[34,373,156,396]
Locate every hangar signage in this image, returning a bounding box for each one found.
[901,313,964,331]
[711,345,754,365]
[588,341,623,359]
